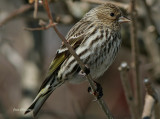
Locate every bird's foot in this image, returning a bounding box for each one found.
[78,65,90,76]
[88,81,103,100]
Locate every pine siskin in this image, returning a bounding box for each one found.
[25,3,130,117]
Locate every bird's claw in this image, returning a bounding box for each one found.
[88,81,103,100]
[78,65,90,76]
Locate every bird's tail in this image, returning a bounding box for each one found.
[24,74,61,117]
[24,90,53,117]
[24,67,65,117]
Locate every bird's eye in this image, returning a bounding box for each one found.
[110,13,114,17]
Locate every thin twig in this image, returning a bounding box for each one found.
[118,62,136,119]
[24,22,57,31]
[142,78,158,119]
[141,0,160,81]
[33,0,39,18]
[143,28,160,81]
[130,0,142,118]
[42,0,113,118]
[81,0,129,10]
[0,4,33,27]
[141,0,160,36]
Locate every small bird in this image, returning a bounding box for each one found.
[25,3,130,117]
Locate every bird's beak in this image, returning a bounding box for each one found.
[118,16,131,23]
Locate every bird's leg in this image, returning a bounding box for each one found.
[88,81,103,100]
[78,65,103,99]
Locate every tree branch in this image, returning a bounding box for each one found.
[142,78,158,119]
[141,0,160,36]
[130,0,142,118]
[118,62,136,119]
[141,0,160,81]
[0,4,33,27]
[143,28,160,82]
[33,0,39,18]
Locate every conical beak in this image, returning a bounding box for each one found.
[118,16,131,23]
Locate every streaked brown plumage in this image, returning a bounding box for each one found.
[25,3,130,117]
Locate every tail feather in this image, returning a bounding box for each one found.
[24,91,52,117]
[24,74,63,117]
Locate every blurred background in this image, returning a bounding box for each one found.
[0,0,160,119]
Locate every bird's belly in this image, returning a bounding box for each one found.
[89,41,119,79]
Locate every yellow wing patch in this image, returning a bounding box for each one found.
[47,53,66,77]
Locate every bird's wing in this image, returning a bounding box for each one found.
[39,20,91,91]
[46,19,91,78]
[47,33,84,78]
[25,19,93,117]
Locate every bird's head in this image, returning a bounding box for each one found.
[86,3,130,31]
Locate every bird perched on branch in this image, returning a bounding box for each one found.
[25,3,130,117]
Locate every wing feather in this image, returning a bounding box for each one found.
[39,20,92,90]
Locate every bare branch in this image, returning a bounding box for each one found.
[42,0,114,118]
[141,0,160,36]
[130,0,142,118]
[0,4,33,27]
[143,27,160,81]
[141,0,160,81]
[144,79,157,100]
[142,78,158,119]
[33,0,39,18]
[24,22,57,31]
[118,62,136,119]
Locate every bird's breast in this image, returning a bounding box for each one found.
[83,29,121,79]
[58,28,121,82]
